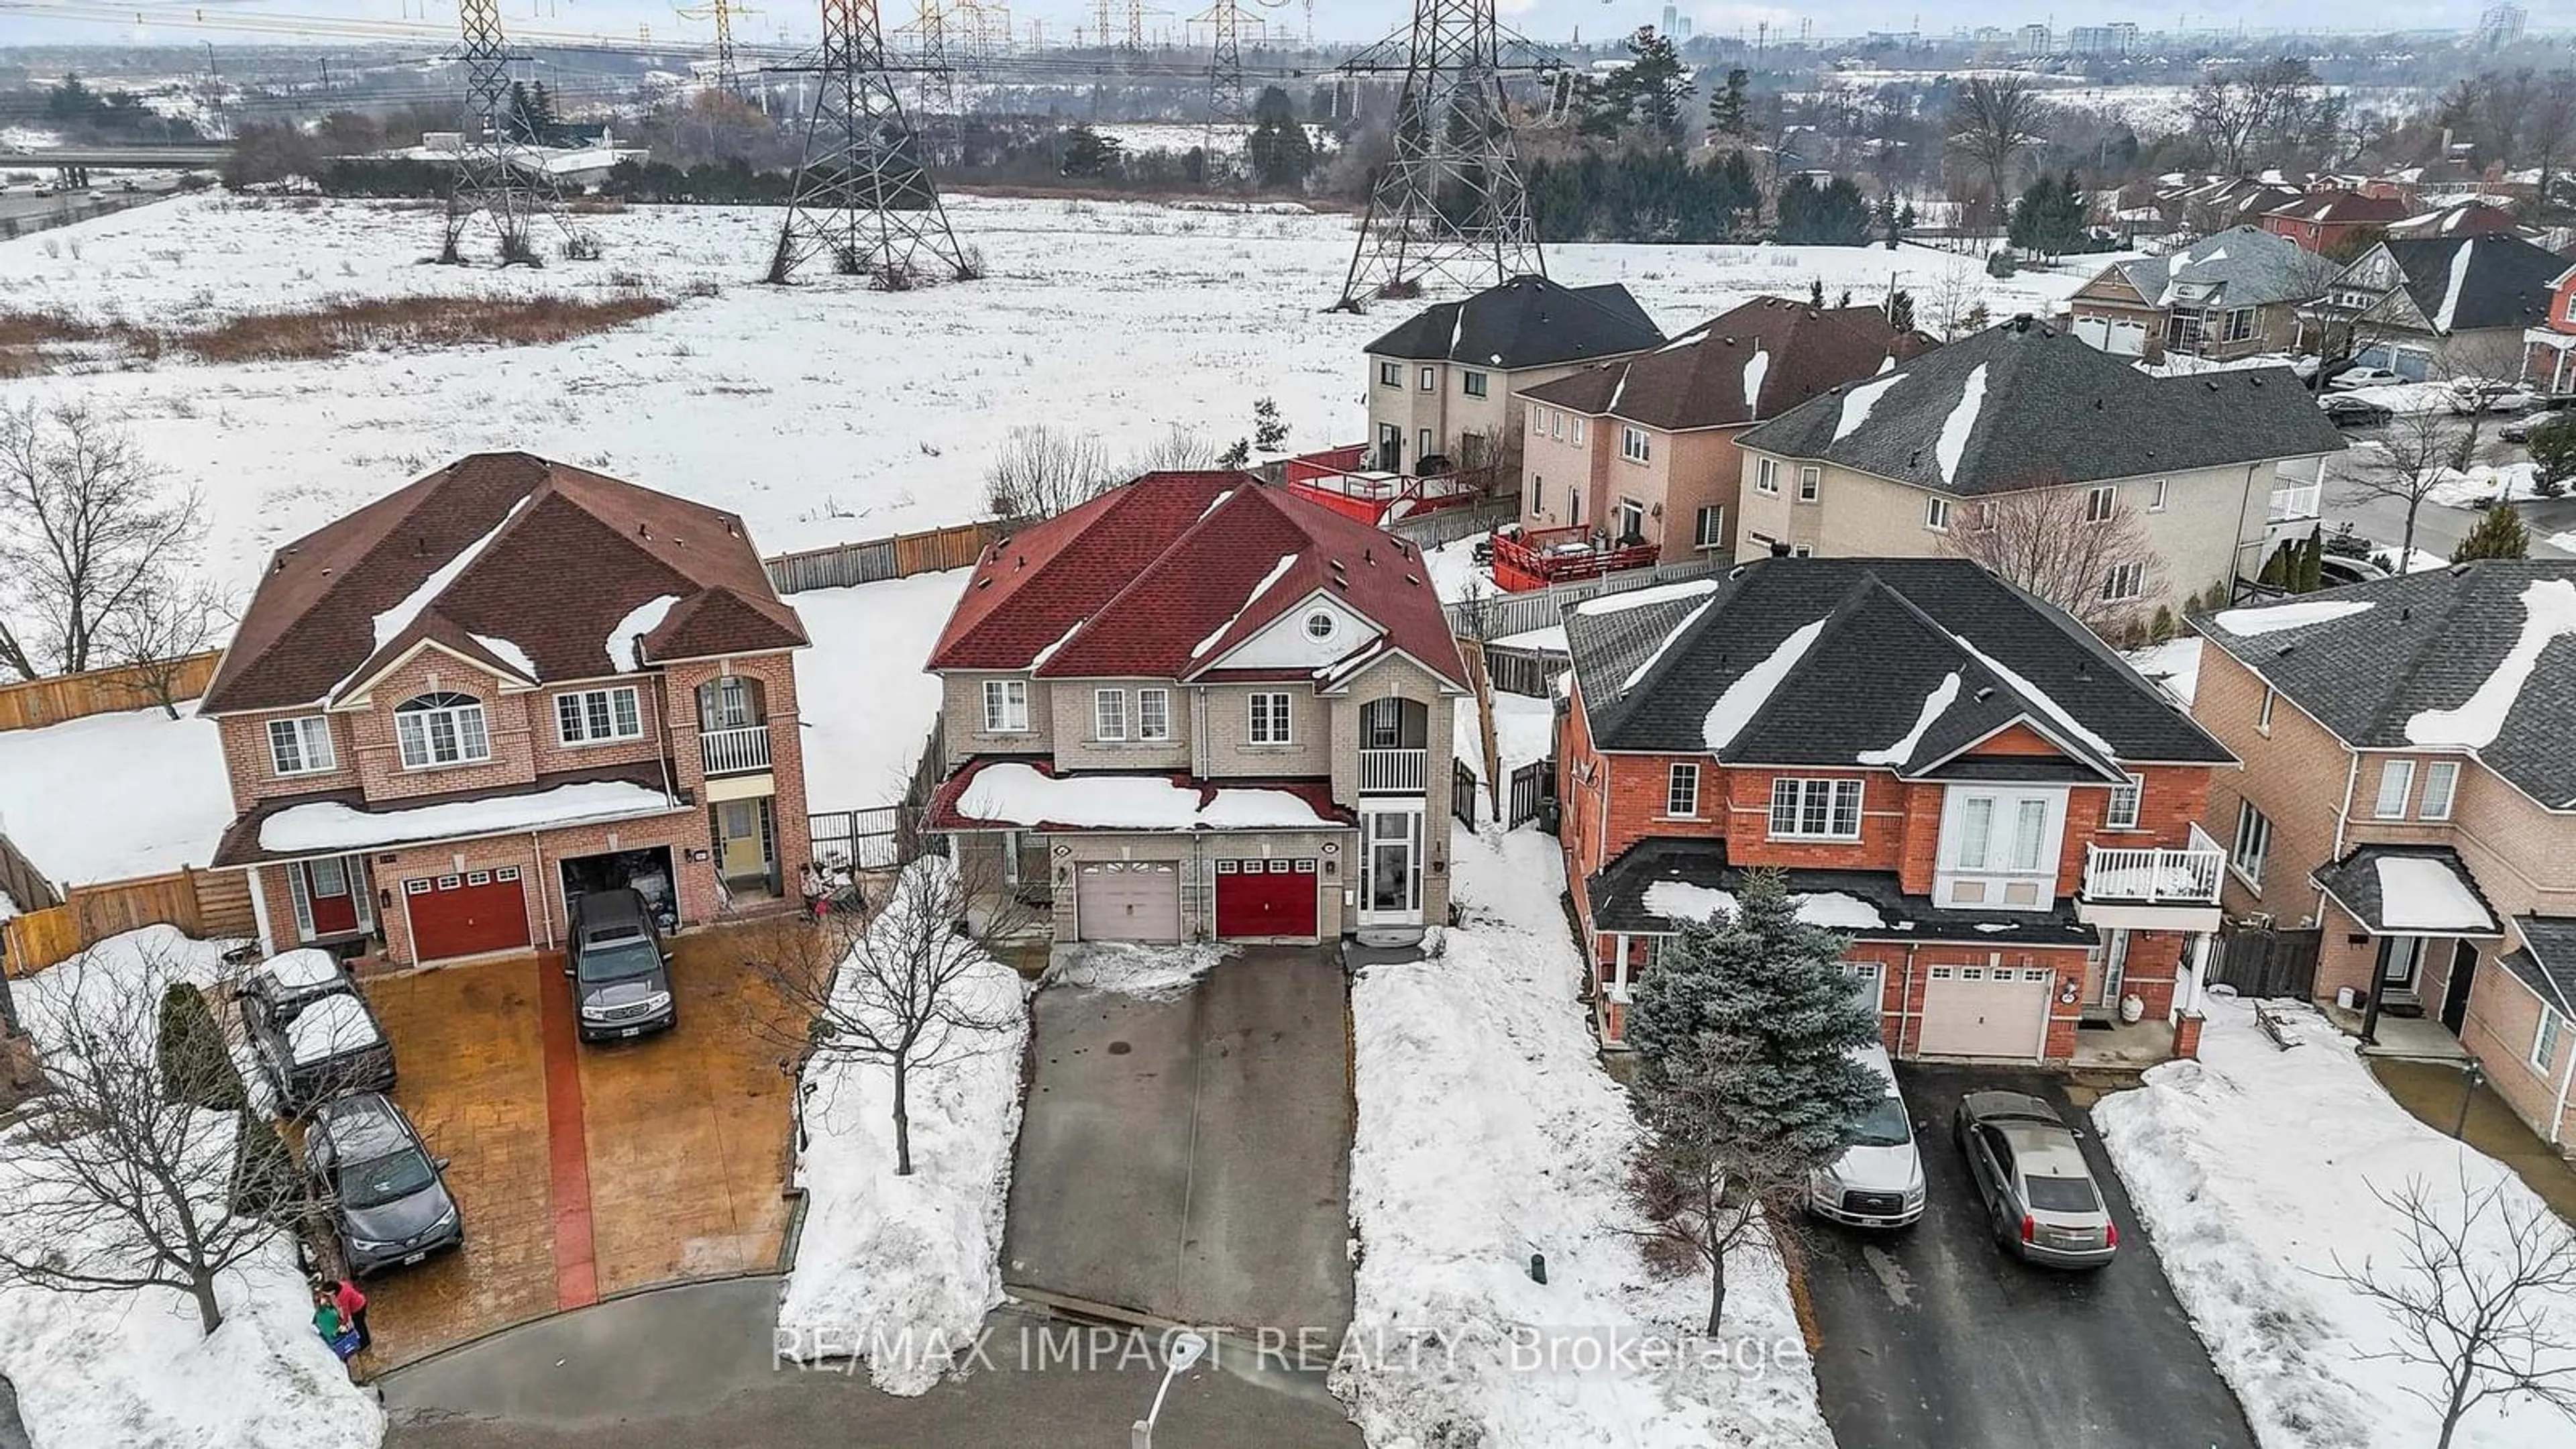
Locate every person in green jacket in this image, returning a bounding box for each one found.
[313,1286,358,1361]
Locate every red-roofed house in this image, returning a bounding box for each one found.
[924,472,1472,945]
[2260,189,2409,254]
[200,452,814,969]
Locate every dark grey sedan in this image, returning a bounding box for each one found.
[1952,1090,2117,1269]
[309,1091,463,1277]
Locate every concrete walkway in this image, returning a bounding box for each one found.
[2369,1057,2576,1225]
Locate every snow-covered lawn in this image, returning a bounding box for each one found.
[2092,993,2576,1449]
[1,194,2098,604]
[0,705,231,888]
[2427,460,2543,510]
[1336,824,1830,1448]
[0,927,381,1449]
[775,861,1032,1397]
[788,568,969,810]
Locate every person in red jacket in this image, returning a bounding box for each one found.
[332,1278,371,1353]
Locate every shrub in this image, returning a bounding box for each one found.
[559,231,602,262]
[2530,414,2576,498]
[231,1109,299,1220]
[2150,604,2175,643]
[2452,504,2530,561]
[158,983,245,1111]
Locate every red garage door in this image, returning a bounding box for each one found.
[404,867,531,962]
[1215,858,1318,939]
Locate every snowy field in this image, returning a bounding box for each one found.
[1336,824,1830,1449]
[2094,994,2576,1449]
[1,192,2102,604]
[0,705,231,887]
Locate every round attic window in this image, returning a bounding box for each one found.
[1304,611,1336,640]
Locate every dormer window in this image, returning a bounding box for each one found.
[395,692,491,768]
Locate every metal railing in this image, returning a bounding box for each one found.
[2268,482,2322,521]
[700,724,773,777]
[1359,748,1428,794]
[2083,822,2226,904]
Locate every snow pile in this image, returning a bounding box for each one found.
[1856,671,1960,765]
[777,859,1032,1397]
[1704,620,1825,752]
[0,704,231,887]
[1642,881,1884,930]
[341,496,529,694]
[2372,856,2496,932]
[258,779,678,852]
[2093,994,2576,1449]
[2211,598,2375,636]
[608,593,681,672]
[1336,826,1833,1449]
[468,633,535,680]
[793,570,971,809]
[2434,241,2475,332]
[1570,579,1721,616]
[258,948,344,991]
[1043,942,1231,1000]
[2404,577,2576,748]
[1741,347,1771,414]
[2426,460,2542,509]
[953,763,1333,831]
[1832,371,1904,442]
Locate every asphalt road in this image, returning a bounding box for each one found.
[0,178,185,227]
[2310,421,2576,560]
[1803,1065,2256,1449]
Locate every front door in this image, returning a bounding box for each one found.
[716,798,771,881]
[2441,939,2479,1034]
[2098,928,2130,1009]
[2379,935,2427,1001]
[1358,808,1422,927]
[303,857,359,936]
[1376,423,1401,473]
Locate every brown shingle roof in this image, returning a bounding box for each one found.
[201,452,807,714]
[1521,298,1937,432]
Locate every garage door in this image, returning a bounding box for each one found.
[1075,861,1181,943]
[2072,315,2110,351]
[1917,965,2052,1059]
[405,867,531,962]
[2107,319,2148,357]
[1215,858,1319,939]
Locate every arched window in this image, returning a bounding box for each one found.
[395,691,490,768]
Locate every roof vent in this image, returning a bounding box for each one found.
[638,523,651,539]
[1364,546,1375,565]
[1974,686,1994,702]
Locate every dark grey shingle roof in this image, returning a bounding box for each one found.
[1363,275,1663,370]
[1586,837,2098,945]
[1733,316,2346,495]
[2505,916,2576,1016]
[2381,235,2565,335]
[2113,225,2336,312]
[2194,561,2576,807]
[2310,845,2502,937]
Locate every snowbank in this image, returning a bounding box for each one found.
[0,705,231,887]
[1336,825,1831,1449]
[1455,690,1558,782]
[1041,941,1230,1001]
[2427,460,2542,509]
[793,570,971,810]
[776,861,1032,1397]
[2092,994,2576,1449]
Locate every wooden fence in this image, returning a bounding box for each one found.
[764,519,1022,594]
[1484,643,1569,700]
[1443,555,1730,641]
[0,832,60,915]
[1,866,258,977]
[2208,924,2322,1000]
[1450,759,1479,829]
[0,651,222,732]
[1387,496,1519,551]
[1507,760,1554,832]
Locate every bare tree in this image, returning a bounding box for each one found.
[0,940,313,1336]
[1625,1032,1821,1334]
[2324,1171,2576,1449]
[2527,72,2576,225]
[1123,422,1220,474]
[1943,488,2167,635]
[1946,77,2051,236]
[982,424,1116,521]
[0,403,204,682]
[2475,68,2540,170]
[103,575,231,720]
[2190,58,2323,176]
[2343,407,2473,574]
[1921,256,1990,342]
[740,853,1030,1177]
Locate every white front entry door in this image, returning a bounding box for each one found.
[1358,806,1423,928]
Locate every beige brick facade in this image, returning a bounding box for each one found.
[1519,402,1748,564]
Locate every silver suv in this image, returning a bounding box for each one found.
[1953,1090,2118,1269]
[568,888,676,1042]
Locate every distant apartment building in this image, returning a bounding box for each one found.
[2478,1,2528,50]
[2067,22,2138,55]
[2018,22,2051,55]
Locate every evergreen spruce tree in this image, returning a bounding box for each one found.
[2259,541,2292,588]
[1252,396,1288,453]
[2453,504,2531,560]
[2298,529,2325,592]
[1808,276,1826,309]
[157,983,244,1111]
[1246,86,1316,189]
[1708,66,1752,140]
[1887,288,1915,331]
[1961,301,1992,331]
[231,1109,299,1221]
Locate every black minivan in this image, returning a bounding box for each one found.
[568,888,677,1042]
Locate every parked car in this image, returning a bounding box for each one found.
[2448,378,2537,415]
[2316,553,2392,589]
[566,888,677,1042]
[239,951,394,1112]
[1806,1044,1925,1228]
[1953,1090,2118,1269]
[2325,366,2405,391]
[308,1091,463,1276]
[2318,395,2393,427]
[2499,402,2576,443]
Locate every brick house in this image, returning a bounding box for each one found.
[2065,225,2334,362]
[922,472,1469,947]
[2520,261,2576,394]
[201,452,813,968]
[1730,316,2347,616]
[1362,274,1663,477]
[1559,557,2235,1060]
[1513,297,1935,564]
[2192,566,2576,1153]
[2258,189,2408,254]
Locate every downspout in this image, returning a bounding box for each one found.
[246,863,276,957]
[1900,945,1919,1057]
[2322,746,2361,928]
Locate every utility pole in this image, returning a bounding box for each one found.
[443,0,584,265]
[677,1,758,99]
[769,0,971,285]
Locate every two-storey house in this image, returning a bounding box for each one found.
[2067,225,2334,362]
[1559,558,2236,1059]
[2258,189,2408,254]
[200,453,813,968]
[922,472,1470,947]
[1730,316,2347,618]
[1512,297,1935,567]
[2296,234,2564,380]
[2520,262,2576,394]
[1362,274,1663,478]
[2192,565,2576,1154]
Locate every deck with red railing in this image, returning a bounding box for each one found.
[1489,525,1660,592]
[1281,445,1492,528]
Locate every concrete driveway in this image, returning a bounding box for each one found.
[1003,947,1354,1337]
[1802,1064,2255,1449]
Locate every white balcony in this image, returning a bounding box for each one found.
[2268,481,2322,523]
[701,724,773,777]
[1358,748,1428,794]
[2078,822,2226,930]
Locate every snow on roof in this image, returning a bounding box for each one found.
[2404,578,2576,748]
[1571,578,1721,617]
[2212,598,2375,636]
[1643,880,1884,928]
[2435,239,2476,331]
[286,991,380,1067]
[1197,489,1234,521]
[1619,598,1718,692]
[2374,855,2496,932]
[260,949,343,991]
[1705,619,1825,753]
[260,780,677,854]
[470,633,535,680]
[955,763,1333,831]
[1029,614,1087,670]
[366,497,527,659]
[1491,624,1568,653]
[1191,553,1299,659]
[1741,347,1771,417]
[608,594,681,673]
[1654,328,1707,354]
[1951,633,2116,757]
[1858,671,1961,766]
[1934,362,1988,484]
[1833,370,1904,443]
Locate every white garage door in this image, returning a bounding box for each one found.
[2072,315,2111,350]
[1075,861,1182,943]
[2107,319,2148,357]
[1917,965,2052,1059]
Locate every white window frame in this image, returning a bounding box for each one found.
[1550,411,1564,440]
[2084,485,2118,523]
[1755,457,1780,494]
[2257,686,2277,734]
[1571,416,1586,445]
[555,686,643,745]
[982,678,1028,733]
[267,716,336,776]
[2231,799,2272,886]
[2102,561,2146,601]
[1462,370,1489,398]
[2106,773,2143,830]
[1621,425,1650,464]
[1666,762,1699,818]
[2374,758,2416,820]
[1094,687,1127,742]
[1768,777,1865,841]
[1417,366,1436,392]
[1248,692,1293,745]
[1529,407,1544,435]
[1797,464,1821,502]
[1530,478,1544,513]
[2420,759,2460,821]
[1924,496,1951,533]
[1138,688,1171,742]
[2149,478,2169,512]
[1693,504,1725,550]
[394,692,491,769]
[2535,1009,2567,1073]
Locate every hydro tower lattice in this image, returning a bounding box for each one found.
[442,0,582,264]
[1333,0,1546,308]
[769,0,971,283]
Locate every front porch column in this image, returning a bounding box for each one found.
[246,863,276,957]
[2178,932,2214,1022]
[1611,934,1630,1000]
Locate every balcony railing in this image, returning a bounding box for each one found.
[2269,481,2322,522]
[1359,748,1428,794]
[701,724,773,777]
[2083,822,2226,905]
[1489,525,1660,593]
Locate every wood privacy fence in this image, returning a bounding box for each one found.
[2208,924,2322,1000]
[0,833,60,914]
[1,866,258,977]
[1450,759,1479,829]
[1386,496,1518,551]
[1507,761,1554,832]
[0,651,222,732]
[1484,643,1570,700]
[1442,555,1731,641]
[763,519,1022,594]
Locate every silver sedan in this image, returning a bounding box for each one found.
[1953,1090,2118,1269]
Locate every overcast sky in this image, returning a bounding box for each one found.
[2,0,2548,51]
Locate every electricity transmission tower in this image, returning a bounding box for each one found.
[769,0,972,284]
[443,0,584,264]
[1332,0,1549,308]
[894,0,957,150]
[676,0,755,98]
